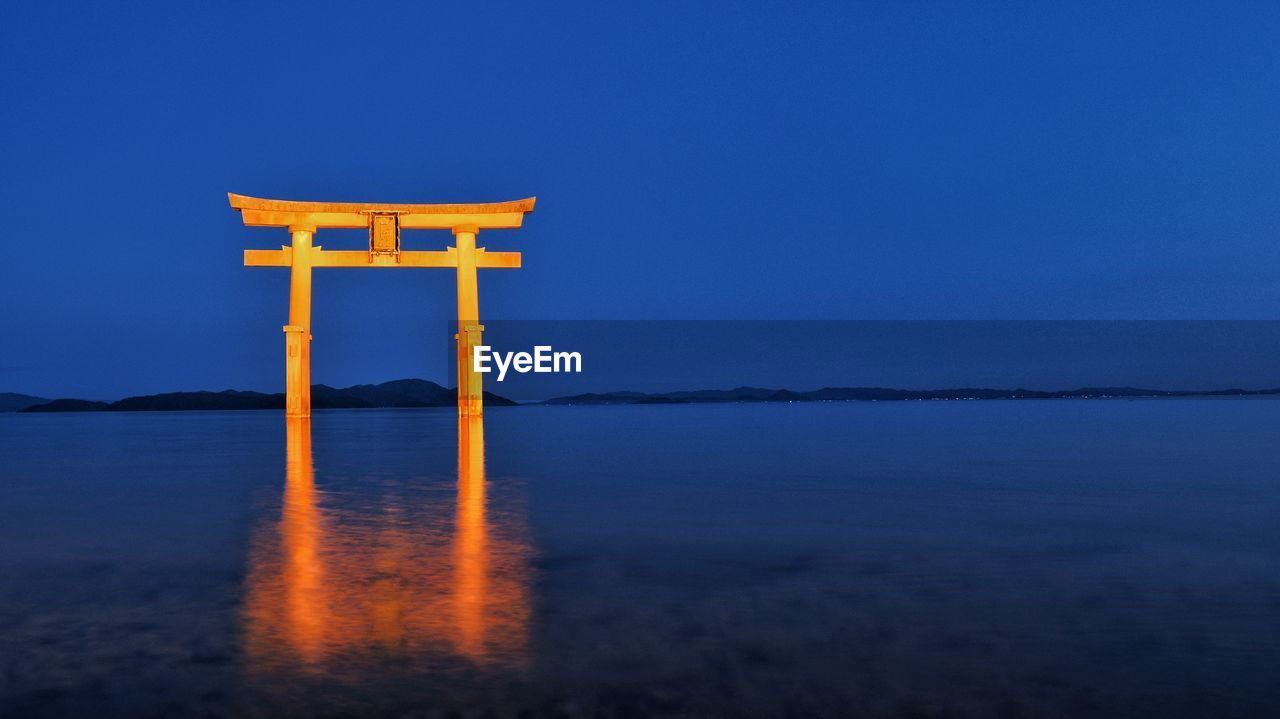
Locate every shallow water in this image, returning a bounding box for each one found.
[1,401,1278,717]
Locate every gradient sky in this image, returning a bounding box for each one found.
[2,2,1279,398]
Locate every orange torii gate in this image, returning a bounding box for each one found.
[229,193,535,418]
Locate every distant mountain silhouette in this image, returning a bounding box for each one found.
[105,390,281,412]
[543,385,1280,404]
[18,379,517,412]
[0,392,49,412]
[21,398,109,412]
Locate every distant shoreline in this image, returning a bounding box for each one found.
[538,386,1280,405]
[6,382,1280,413]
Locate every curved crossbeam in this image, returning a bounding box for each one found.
[229,193,536,230]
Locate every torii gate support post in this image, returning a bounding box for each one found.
[285,225,315,418]
[454,224,483,416]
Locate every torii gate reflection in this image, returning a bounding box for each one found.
[230,193,536,418]
[242,416,531,671]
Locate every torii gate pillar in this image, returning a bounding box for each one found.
[284,225,315,418]
[454,224,484,416]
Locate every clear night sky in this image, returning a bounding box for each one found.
[2,2,1279,399]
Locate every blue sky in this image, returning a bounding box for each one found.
[2,2,1279,397]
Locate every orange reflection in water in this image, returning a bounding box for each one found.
[454,413,491,659]
[243,416,530,674]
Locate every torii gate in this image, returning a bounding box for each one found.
[229,193,535,418]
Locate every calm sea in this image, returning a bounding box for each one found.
[1,401,1278,717]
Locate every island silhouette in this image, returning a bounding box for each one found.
[11,380,517,412]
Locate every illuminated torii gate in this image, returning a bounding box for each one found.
[229,193,535,418]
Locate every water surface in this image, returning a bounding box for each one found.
[1,401,1278,717]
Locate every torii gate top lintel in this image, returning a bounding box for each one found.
[228,193,536,230]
